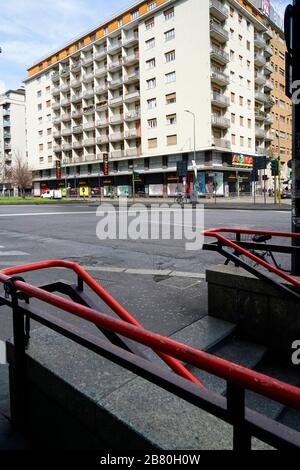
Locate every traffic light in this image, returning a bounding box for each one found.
[270,159,279,176]
[56,160,61,179]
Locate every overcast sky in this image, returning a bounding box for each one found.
[0,0,290,93]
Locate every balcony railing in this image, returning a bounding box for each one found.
[124,91,140,102]
[61,128,72,136]
[62,143,72,151]
[254,33,266,49]
[83,106,95,115]
[54,145,62,152]
[61,98,71,106]
[124,72,140,83]
[52,87,60,95]
[85,154,97,162]
[209,0,228,21]
[96,119,109,127]
[123,54,139,65]
[264,79,273,90]
[83,122,95,130]
[61,83,70,92]
[125,111,140,121]
[82,55,94,66]
[95,67,107,77]
[255,110,266,121]
[126,148,140,157]
[71,93,82,103]
[211,92,229,107]
[210,21,229,43]
[95,85,108,94]
[108,42,122,53]
[109,96,124,106]
[83,138,96,146]
[94,50,107,61]
[109,78,123,88]
[61,67,70,77]
[255,126,265,138]
[73,141,83,149]
[211,114,230,128]
[61,114,71,122]
[97,135,109,144]
[71,61,81,71]
[72,126,83,134]
[212,137,231,149]
[254,53,266,66]
[51,71,60,82]
[111,150,125,158]
[110,115,123,124]
[52,102,60,110]
[83,89,94,99]
[255,91,267,103]
[123,33,139,47]
[211,69,229,85]
[110,132,124,142]
[72,110,83,118]
[210,46,229,63]
[71,79,82,88]
[125,129,141,138]
[108,60,123,71]
[255,72,266,85]
[82,73,94,83]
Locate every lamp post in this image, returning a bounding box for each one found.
[63,158,67,197]
[184,110,198,203]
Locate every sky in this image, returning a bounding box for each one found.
[0,0,291,93]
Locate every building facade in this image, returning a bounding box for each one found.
[0,89,26,189]
[25,0,290,197]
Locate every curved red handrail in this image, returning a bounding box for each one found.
[0,265,299,412]
[0,260,203,387]
[204,228,300,290]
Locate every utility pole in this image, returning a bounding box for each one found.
[285,1,300,274]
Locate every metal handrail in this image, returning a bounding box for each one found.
[0,260,299,412]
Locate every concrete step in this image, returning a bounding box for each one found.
[188,337,267,395]
[278,408,300,433]
[143,316,236,369]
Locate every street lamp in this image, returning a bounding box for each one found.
[184,110,198,203]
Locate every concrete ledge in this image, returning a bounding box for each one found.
[206,264,300,358]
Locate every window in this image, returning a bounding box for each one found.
[148,1,157,11]
[148,118,157,128]
[38,130,43,137]
[248,119,251,128]
[231,113,235,124]
[230,6,234,17]
[47,128,52,135]
[165,29,175,42]
[230,29,234,38]
[131,10,138,20]
[247,79,251,89]
[145,17,155,30]
[240,136,244,147]
[46,86,50,93]
[231,134,236,145]
[247,99,251,110]
[247,40,250,51]
[165,50,175,63]
[146,58,156,69]
[47,114,51,122]
[248,138,252,148]
[164,7,174,20]
[148,138,157,149]
[147,98,157,109]
[231,92,235,103]
[166,92,176,104]
[230,71,235,82]
[39,157,44,163]
[240,116,244,126]
[47,142,52,149]
[147,78,156,89]
[166,113,176,125]
[239,76,243,86]
[37,90,42,98]
[39,144,44,152]
[48,156,53,163]
[38,117,43,125]
[239,96,243,106]
[239,34,243,42]
[239,55,243,66]
[46,100,51,108]
[165,71,176,83]
[247,60,250,71]
[167,134,177,146]
[38,103,42,111]
[238,14,242,23]
[230,50,235,60]
[146,38,155,49]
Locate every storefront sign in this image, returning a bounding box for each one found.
[232,154,253,167]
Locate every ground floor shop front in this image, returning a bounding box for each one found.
[34,169,254,198]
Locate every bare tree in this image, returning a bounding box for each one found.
[11,152,32,198]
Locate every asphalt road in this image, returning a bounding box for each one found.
[0,203,292,351]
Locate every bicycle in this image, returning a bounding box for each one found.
[174,192,185,208]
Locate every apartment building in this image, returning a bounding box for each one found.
[0,88,26,189]
[25,0,287,197]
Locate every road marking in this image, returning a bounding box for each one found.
[81,265,205,279]
[0,251,29,256]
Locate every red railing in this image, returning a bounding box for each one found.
[0,260,299,412]
[204,228,300,289]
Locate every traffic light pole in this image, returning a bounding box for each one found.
[285,1,300,274]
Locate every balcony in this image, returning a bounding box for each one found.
[111,150,125,159]
[126,148,140,157]
[71,93,82,103]
[96,102,108,111]
[61,113,71,122]
[123,33,139,47]
[61,98,71,107]
[255,91,267,103]
[71,61,82,72]
[96,119,109,128]
[83,89,95,99]
[108,60,123,71]
[255,72,266,86]
[211,113,230,128]
[265,133,273,142]
[108,42,122,53]
[211,91,229,107]
[254,33,266,49]
[254,53,266,67]
[96,153,105,161]
[52,117,61,124]
[255,110,266,121]
[109,96,124,107]
[210,21,229,44]
[54,145,62,153]
[265,96,274,109]
[210,0,228,21]
[212,137,231,149]
[3,132,11,139]
[256,147,266,155]
[72,110,83,119]
[124,91,140,103]
[52,86,60,96]
[125,129,141,139]
[265,114,273,125]
[265,45,272,57]
[97,135,109,144]
[52,102,60,110]
[255,126,265,139]
[52,71,60,82]
[211,68,229,86]
[83,122,95,131]
[82,72,94,83]
[61,67,70,77]
[62,143,72,151]
[264,63,273,76]
[4,143,11,150]
[264,79,273,91]
[73,141,83,149]
[124,72,140,83]
[73,125,83,134]
[73,156,85,163]
[210,46,229,64]
[83,138,96,146]
[108,77,123,89]
[94,50,107,61]
[83,106,95,115]
[110,132,124,142]
[95,85,108,94]
[110,114,123,124]
[3,121,11,127]
[123,54,139,66]
[61,83,70,92]
[85,154,97,162]
[82,55,94,66]
[95,67,107,78]
[71,79,82,89]
[3,108,10,116]
[125,111,140,121]
[61,128,72,136]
